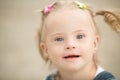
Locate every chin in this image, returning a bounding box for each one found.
[60,63,85,72]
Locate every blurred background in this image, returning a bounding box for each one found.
[0,0,120,80]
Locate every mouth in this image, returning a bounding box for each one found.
[63,54,81,59]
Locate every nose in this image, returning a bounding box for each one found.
[65,40,76,50]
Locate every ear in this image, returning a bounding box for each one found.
[94,35,100,50]
[40,42,48,57]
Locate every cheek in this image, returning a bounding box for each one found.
[81,41,95,58]
[47,43,63,52]
[47,46,64,66]
[46,44,63,59]
[46,40,64,53]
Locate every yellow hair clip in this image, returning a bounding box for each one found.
[75,1,87,9]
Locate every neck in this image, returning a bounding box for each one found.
[58,61,97,80]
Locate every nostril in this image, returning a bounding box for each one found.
[66,46,75,49]
[66,47,70,49]
[73,47,75,48]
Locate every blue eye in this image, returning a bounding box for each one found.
[55,37,64,42]
[77,34,84,39]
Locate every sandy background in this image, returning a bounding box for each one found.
[0,0,120,80]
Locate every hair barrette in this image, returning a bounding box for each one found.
[43,2,56,14]
[74,1,87,9]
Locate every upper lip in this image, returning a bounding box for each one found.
[63,54,81,58]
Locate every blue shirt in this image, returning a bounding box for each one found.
[45,71,116,80]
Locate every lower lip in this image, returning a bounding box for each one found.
[64,57,80,61]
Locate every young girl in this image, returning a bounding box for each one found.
[38,0,120,80]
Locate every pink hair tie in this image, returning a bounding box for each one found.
[43,2,56,14]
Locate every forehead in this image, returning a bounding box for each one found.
[44,9,95,33]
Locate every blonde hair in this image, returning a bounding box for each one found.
[38,0,120,63]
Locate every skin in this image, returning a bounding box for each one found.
[40,8,100,80]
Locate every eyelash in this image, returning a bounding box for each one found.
[55,37,64,42]
[76,34,85,39]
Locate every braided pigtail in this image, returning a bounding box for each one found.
[96,10,120,33]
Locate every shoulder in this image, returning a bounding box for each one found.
[45,72,59,80]
[45,74,54,80]
[94,71,116,80]
[45,75,52,80]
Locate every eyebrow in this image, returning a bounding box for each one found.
[50,33,64,37]
[50,29,87,36]
[73,30,87,33]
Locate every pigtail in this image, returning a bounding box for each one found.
[96,10,120,33]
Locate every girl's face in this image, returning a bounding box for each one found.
[40,9,99,72]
